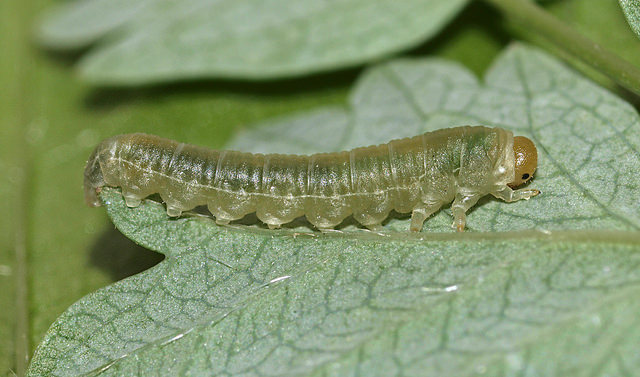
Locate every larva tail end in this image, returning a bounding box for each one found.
[83,140,109,207]
[85,186,103,207]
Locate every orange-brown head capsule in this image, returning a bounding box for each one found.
[508,136,537,188]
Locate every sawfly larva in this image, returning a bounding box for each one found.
[84,126,539,232]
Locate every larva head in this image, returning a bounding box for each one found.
[508,136,537,188]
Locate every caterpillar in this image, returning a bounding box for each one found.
[84,126,539,232]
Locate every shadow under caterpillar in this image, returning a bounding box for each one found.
[84,126,539,232]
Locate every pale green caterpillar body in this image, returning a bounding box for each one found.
[84,126,539,231]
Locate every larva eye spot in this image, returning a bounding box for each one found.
[508,136,537,188]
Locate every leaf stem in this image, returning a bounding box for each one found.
[483,0,640,96]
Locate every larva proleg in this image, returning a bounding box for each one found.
[84,126,539,232]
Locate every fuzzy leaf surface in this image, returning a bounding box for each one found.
[36,0,468,84]
[620,0,640,38]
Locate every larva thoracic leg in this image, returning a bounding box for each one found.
[84,126,540,232]
[491,186,540,202]
[451,193,483,232]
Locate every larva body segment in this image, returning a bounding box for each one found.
[84,126,539,231]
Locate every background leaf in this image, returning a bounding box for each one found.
[36,0,468,85]
[619,0,640,39]
[28,44,640,375]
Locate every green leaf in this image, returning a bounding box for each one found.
[36,0,468,85]
[28,44,640,375]
[619,0,640,39]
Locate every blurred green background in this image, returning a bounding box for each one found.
[2,0,640,375]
